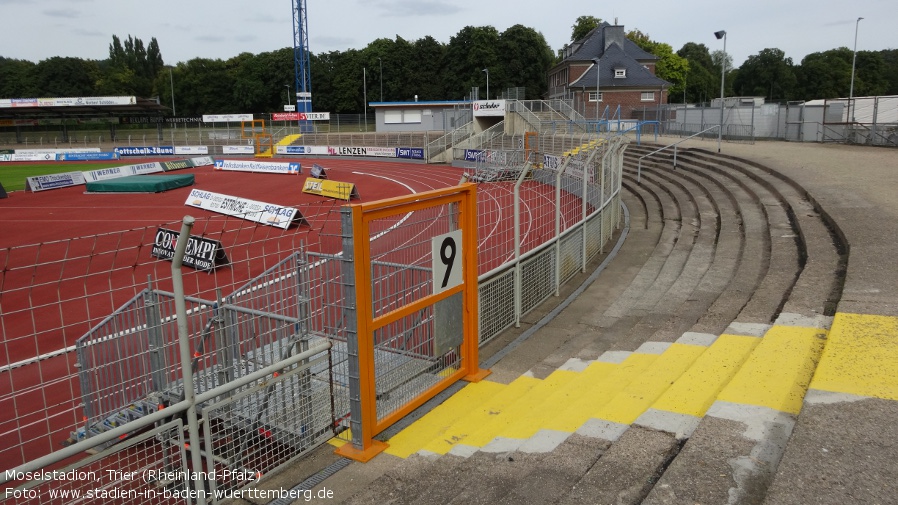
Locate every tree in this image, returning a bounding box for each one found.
[31,57,100,96]
[881,49,898,95]
[0,57,37,97]
[851,50,889,97]
[711,49,735,97]
[104,34,165,97]
[627,30,689,102]
[732,48,797,101]
[410,36,447,101]
[443,26,500,99]
[795,48,853,99]
[570,16,601,42]
[497,25,554,99]
[677,43,716,103]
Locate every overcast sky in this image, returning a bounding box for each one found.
[1,0,894,69]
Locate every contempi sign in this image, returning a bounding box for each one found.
[151,228,229,271]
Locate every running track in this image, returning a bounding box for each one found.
[0,157,578,468]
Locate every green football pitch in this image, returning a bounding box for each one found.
[0,162,126,192]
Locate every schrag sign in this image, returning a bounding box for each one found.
[151,228,229,271]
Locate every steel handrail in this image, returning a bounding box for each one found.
[636,125,720,183]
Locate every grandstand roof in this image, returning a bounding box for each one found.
[0,96,169,121]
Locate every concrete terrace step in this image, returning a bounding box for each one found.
[294,144,852,505]
[327,318,830,504]
[676,147,847,319]
[626,145,802,327]
[642,319,829,505]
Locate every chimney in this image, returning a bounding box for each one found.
[603,24,625,51]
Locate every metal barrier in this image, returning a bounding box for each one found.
[335,184,488,461]
[1,132,625,501]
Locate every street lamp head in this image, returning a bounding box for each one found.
[482,68,488,74]
[714,30,726,40]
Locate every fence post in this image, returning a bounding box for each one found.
[144,285,167,393]
[170,215,208,505]
[554,158,563,292]
[334,206,386,462]
[513,171,523,327]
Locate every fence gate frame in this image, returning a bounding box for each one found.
[336,183,490,462]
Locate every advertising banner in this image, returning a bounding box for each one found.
[174,146,209,155]
[184,189,307,229]
[151,228,229,271]
[82,162,163,182]
[472,100,506,117]
[271,112,331,121]
[310,164,327,179]
[16,148,101,155]
[58,152,120,161]
[9,152,58,162]
[222,145,255,155]
[114,146,175,156]
[25,172,87,192]
[160,160,193,172]
[33,96,136,107]
[276,145,329,155]
[212,159,301,175]
[463,149,484,162]
[564,158,593,183]
[397,147,425,160]
[543,154,563,171]
[202,114,254,122]
[189,156,215,167]
[327,146,396,157]
[301,177,360,201]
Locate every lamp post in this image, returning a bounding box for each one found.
[482,68,489,100]
[363,67,367,132]
[714,30,727,152]
[378,57,383,102]
[285,84,291,106]
[592,57,601,133]
[169,67,177,141]
[849,17,863,123]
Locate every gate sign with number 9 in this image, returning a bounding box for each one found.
[432,229,463,293]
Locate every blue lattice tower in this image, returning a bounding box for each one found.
[292,0,312,114]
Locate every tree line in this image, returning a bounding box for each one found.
[1,19,896,117]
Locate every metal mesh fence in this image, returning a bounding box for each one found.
[2,132,625,502]
[5,420,188,504]
[0,199,344,469]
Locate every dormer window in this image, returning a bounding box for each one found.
[614,68,626,78]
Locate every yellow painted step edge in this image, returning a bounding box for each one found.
[651,334,762,418]
[717,325,827,415]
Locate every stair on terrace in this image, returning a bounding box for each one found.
[297,143,847,504]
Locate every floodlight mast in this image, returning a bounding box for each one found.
[292,0,311,113]
[849,17,863,123]
[714,30,727,153]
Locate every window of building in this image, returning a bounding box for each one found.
[589,92,603,102]
[641,91,655,101]
[384,109,422,124]
[614,68,626,78]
